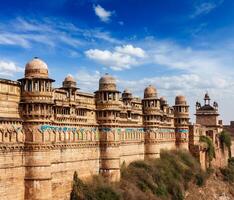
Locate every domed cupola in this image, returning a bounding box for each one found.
[18,57,54,125]
[122,88,133,99]
[175,95,187,105]
[25,57,48,78]
[144,85,157,98]
[62,74,77,88]
[160,96,167,105]
[99,73,116,91]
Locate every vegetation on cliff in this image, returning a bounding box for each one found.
[219,131,232,158]
[70,150,209,200]
[220,157,234,183]
[199,135,215,164]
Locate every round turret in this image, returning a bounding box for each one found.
[99,73,116,91]
[144,85,157,98]
[25,57,48,78]
[63,74,77,88]
[175,95,187,105]
[123,88,131,94]
[160,96,167,105]
[122,88,133,99]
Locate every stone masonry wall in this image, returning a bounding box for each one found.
[51,146,100,200]
[0,150,25,200]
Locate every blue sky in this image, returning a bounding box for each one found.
[0,0,234,123]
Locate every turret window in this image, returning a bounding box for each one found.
[104,92,107,101]
[127,111,131,118]
[35,81,39,91]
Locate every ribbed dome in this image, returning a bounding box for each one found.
[175,95,187,105]
[144,85,157,98]
[99,73,116,91]
[25,57,48,78]
[123,88,131,94]
[122,88,132,99]
[160,96,167,105]
[63,74,77,88]
[64,74,76,82]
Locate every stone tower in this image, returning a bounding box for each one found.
[142,85,161,158]
[62,74,79,103]
[173,96,190,149]
[18,57,54,200]
[195,92,220,127]
[95,73,121,181]
[122,89,133,106]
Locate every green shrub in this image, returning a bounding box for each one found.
[155,184,168,196]
[95,186,120,200]
[195,171,206,186]
[70,171,88,200]
[220,157,234,183]
[228,157,234,167]
[220,167,234,183]
[200,135,215,164]
[219,131,232,158]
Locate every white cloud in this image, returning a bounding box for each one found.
[93,5,112,23]
[0,17,121,50]
[75,69,101,92]
[191,0,224,18]
[0,33,30,48]
[85,44,146,70]
[0,61,23,76]
[115,44,146,58]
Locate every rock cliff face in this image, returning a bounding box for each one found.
[186,171,234,200]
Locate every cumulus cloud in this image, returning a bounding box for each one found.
[115,44,146,58]
[93,5,112,23]
[0,61,23,76]
[75,69,101,92]
[85,44,146,70]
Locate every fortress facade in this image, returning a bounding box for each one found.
[0,58,227,200]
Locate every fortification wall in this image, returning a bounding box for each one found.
[0,79,25,200]
[119,128,145,165]
[51,145,100,200]
[0,150,25,200]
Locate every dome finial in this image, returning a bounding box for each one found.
[204,91,211,105]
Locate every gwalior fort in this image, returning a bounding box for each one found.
[0,57,231,200]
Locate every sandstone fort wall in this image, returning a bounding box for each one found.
[0,58,228,200]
